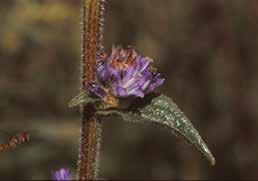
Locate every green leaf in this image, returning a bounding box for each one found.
[68,91,100,108]
[97,94,215,165]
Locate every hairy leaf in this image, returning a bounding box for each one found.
[97,94,215,165]
[68,91,100,108]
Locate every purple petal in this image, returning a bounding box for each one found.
[135,56,150,73]
[126,75,147,92]
[146,73,165,93]
[97,61,109,82]
[52,168,71,181]
[122,68,150,89]
[140,79,151,90]
[139,70,153,91]
[108,65,120,79]
[117,77,145,98]
[125,80,145,98]
[88,82,106,98]
[113,85,128,97]
[137,75,148,88]
[122,66,135,84]
[128,89,145,98]
[126,81,141,93]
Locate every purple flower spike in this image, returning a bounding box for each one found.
[52,168,71,181]
[88,46,165,102]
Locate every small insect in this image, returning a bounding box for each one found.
[0,132,29,153]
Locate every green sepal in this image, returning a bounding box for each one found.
[97,93,215,165]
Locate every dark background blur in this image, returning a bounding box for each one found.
[1,0,258,179]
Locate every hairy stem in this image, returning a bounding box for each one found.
[78,0,106,180]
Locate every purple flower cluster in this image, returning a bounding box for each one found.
[88,46,164,103]
[52,168,71,181]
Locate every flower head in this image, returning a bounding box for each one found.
[88,46,164,105]
[52,168,71,181]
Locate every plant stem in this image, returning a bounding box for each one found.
[78,0,106,180]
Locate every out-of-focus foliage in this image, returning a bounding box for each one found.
[0,0,80,120]
[1,0,258,180]
[0,1,80,179]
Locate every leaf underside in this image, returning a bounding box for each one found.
[97,94,215,165]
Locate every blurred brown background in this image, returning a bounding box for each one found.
[1,0,258,179]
